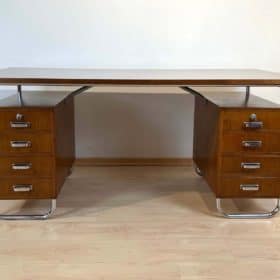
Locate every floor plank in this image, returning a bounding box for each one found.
[0,166,279,279]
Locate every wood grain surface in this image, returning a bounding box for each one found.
[0,68,280,85]
[0,166,279,279]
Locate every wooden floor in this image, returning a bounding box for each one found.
[0,166,280,279]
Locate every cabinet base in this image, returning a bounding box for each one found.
[0,199,56,220]
[216,198,280,219]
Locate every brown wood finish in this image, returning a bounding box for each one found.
[0,131,54,155]
[0,91,75,199]
[0,157,54,177]
[218,178,280,198]
[0,178,55,199]
[193,91,280,198]
[53,95,75,196]
[222,131,280,154]
[0,110,53,131]
[223,109,280,131]
[0,68,280,86]
[193,96,221,193]
[221,156,280,177]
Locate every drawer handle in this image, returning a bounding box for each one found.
[10,141,31,148]
[240,184,260,191]
[243,121,263,129]
[12,184,33,192]
[241,162,261,169]
[242,140,262,148]
[10,121,31,128]
[12,163,32,170]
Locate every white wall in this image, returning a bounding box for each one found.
[1,0,280,158]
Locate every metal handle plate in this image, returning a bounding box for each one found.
[10,141,31,148]
[240,184,260,191]
[13,184,33,192]
[242,140,262,148]
[241,162,261,169]
[243,121,263,129]
[10,121,31,128]
[12,163,32,170]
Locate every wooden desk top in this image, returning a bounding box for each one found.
[0,68,280,86]
[0,91,70,107]
[198,91,280,108]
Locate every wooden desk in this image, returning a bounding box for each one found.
[0,68,280,220]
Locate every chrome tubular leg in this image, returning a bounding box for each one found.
[216,198,280,219]
[195,166,203,176]
[0,199,56,220]
[17,85,24,106]
[244,86,250,105]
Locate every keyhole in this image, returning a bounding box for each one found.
[249,113,257,121]
[16,113,24,121]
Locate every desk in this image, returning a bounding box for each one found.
[0,68,280,220]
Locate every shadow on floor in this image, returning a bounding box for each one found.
[2,166,277,219]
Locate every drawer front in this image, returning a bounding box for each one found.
[218,178,280,198]
[0,132,53,155]
[0,157,54,177]
[223,110,280,131]
[0,178,55,199]
[221,156,280,177]
[0,110,53,131]
[222,131,280,154]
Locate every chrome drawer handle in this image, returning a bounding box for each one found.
[12,163,32,170]
[10,141,31,148]
[243,121,263,129]
[13,184,33,192]
[10,121,31,128]
[241,162,261,169]
[240,184,260,191]
[242,140,262,148]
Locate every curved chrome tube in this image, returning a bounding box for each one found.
[216,198,280,219]
[0,199,56,220]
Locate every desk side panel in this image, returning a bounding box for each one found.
[193,96,221,194]
[53,96,75,196]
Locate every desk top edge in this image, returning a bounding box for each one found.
[0,68,280,86]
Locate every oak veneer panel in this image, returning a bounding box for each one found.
[0,68,280,86]
[223,109,280,131]
[198,91,280,108]
[0,157,54,178]
[194,91,280,198]
[0,91,71,107]
[218,178,280,198]
[221,156,280,177]
[0,178,54,199]
[0,91,75,199]
[0,110,53,131]
[222,131,280,154]
[53,95,75,196]
[193,96,221,193]
[0,131,54,155]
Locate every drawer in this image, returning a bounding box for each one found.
[222,131,280,154]
[221,156,280,177]
[0,132,53,155]
[0,157,54,177]
[222,110,280,131]
[0,178,55,199]
[0,110,53,131]
[218,177,280,198]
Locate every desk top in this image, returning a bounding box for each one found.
[198,91,280,108]
[0,68,280,86]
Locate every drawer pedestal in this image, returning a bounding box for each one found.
[0,91,75,219]
[193,91,280,218]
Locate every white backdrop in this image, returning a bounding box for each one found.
[0,0,280,158]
